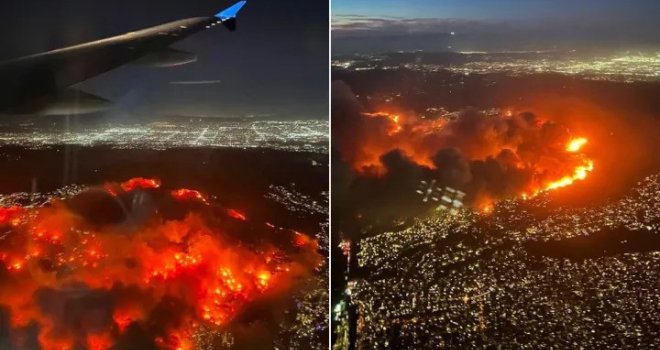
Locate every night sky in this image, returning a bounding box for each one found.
[0,0,328,120]
[333,0,660,54]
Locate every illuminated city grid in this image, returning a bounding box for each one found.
[266,184,328,216]
[266,184,329,350]
[333,52,660,83]
[337,174,660,349]
[0,119,328,153]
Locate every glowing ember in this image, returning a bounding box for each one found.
[480,204,494,215]
[171,188,208,204]
[227,209,247,221]
[0,179,318,350]
[293,231,311,247]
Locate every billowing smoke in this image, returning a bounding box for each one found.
[332,81,595,219]
[0,178,320,350]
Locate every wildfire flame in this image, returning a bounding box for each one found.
[171,188,208,204]
[0,206,23,226]
[493,137,594,210]
[0,178,318,350]
[363,112,403,136]
[345,108,596,210]
[120,177,161,192]
[543,138,593,191]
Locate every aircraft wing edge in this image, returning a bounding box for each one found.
[214,1,247,31]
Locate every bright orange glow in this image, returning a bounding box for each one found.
[540,138,594,192]
[120,177,161,191]
[257,271,271,289]
[566,137,588,153]
[363,112,403,136]
[0,206,23,226]
[293,231,312,247]
[87,332,113,350]
[113,308,139,333]
[350,110,446,174]
[344,107,597,209]
[0,179,319,350]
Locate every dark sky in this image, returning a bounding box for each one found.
[0,0,328,119]
[333,0,660,54]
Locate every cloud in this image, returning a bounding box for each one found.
[332,14,660,52]
[332,16,489,37]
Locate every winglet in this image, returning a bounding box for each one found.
[215,1,247,31]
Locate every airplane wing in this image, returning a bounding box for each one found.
[0,1,246,115]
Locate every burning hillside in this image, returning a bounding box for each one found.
[0,178,320,350]
[332,81,599,214]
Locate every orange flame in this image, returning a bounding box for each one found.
[171,188,208,204]
[522,137,594,196]
[363,112,403,136]
[480,204,494,215]
[120,177,161,191]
